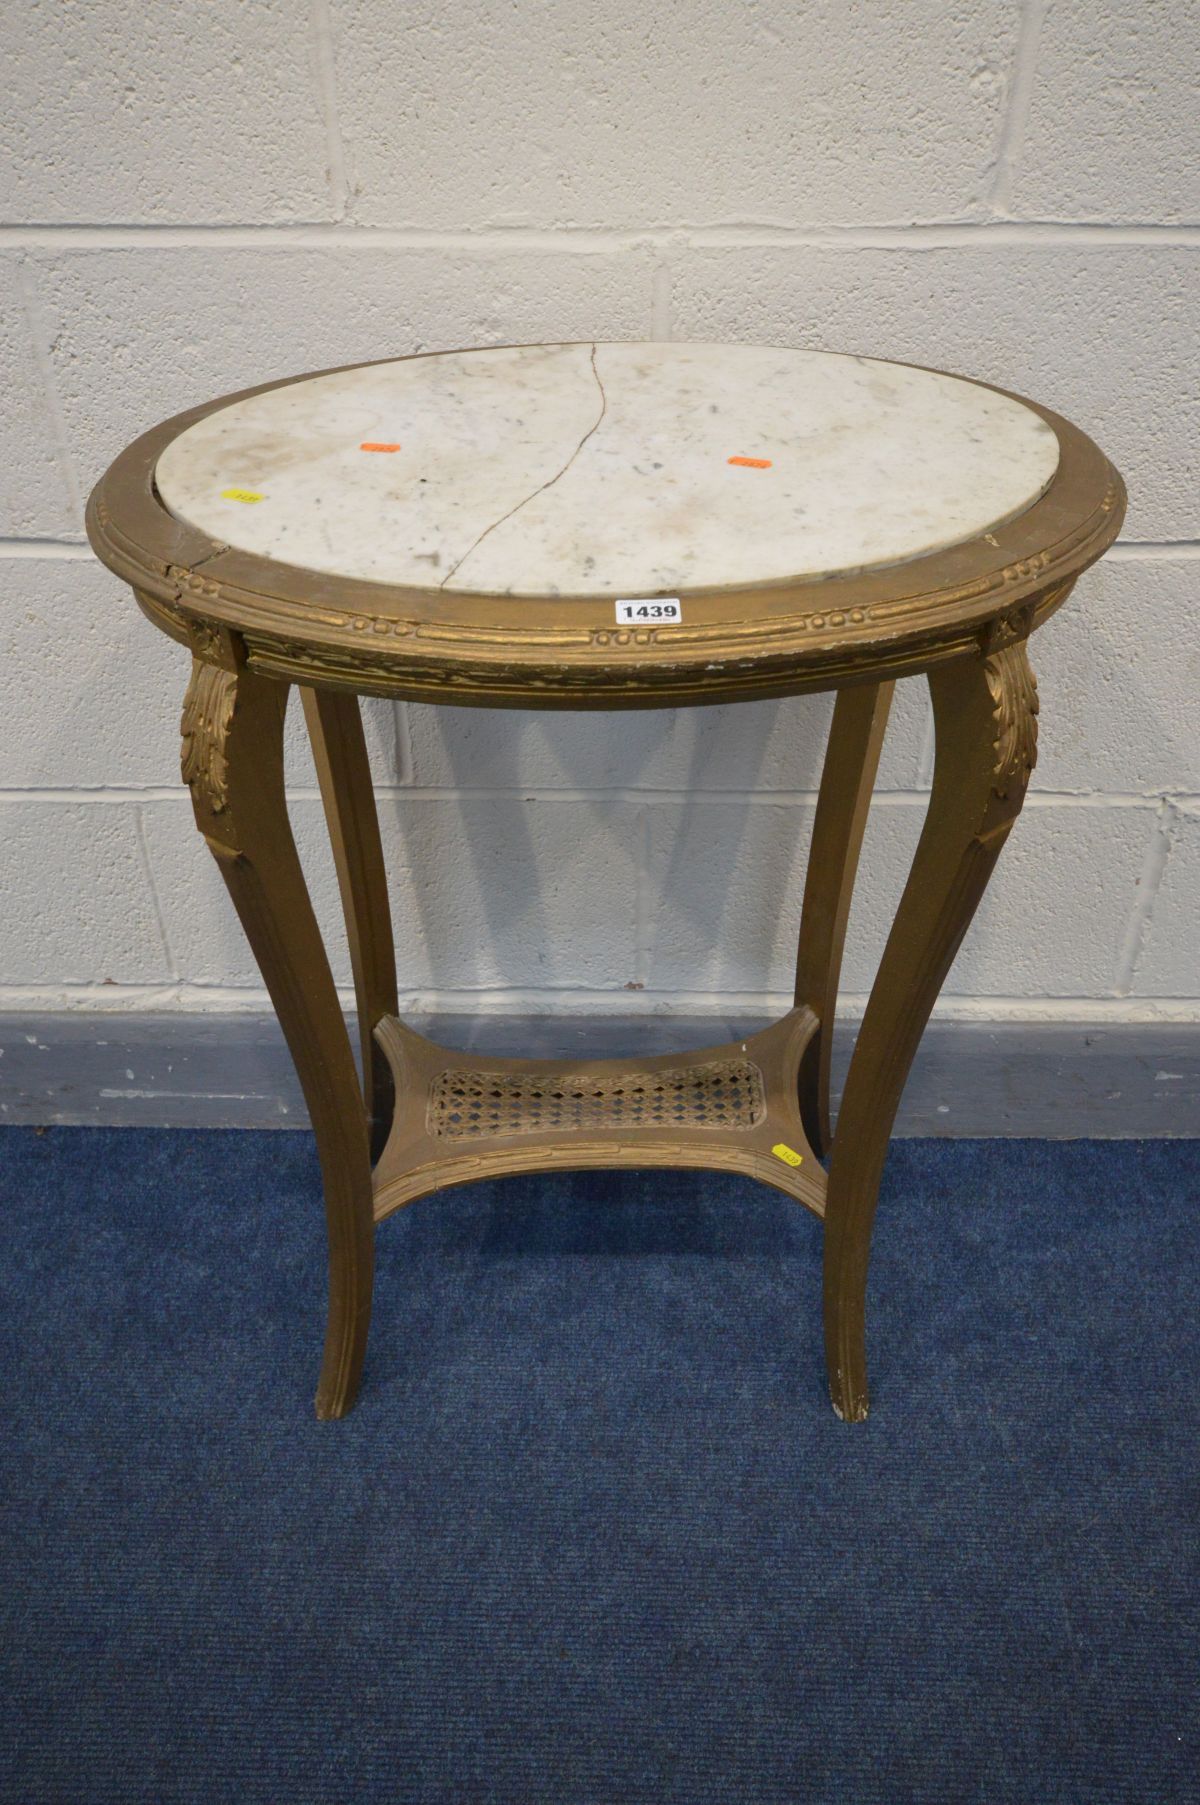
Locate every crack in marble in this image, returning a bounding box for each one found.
[154,344,1063,597]
[438,343,607,591]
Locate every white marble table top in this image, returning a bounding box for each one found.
[155,342,1061,599]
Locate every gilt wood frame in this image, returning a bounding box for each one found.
[86,346,1126,1421]
[88,346,1121,710]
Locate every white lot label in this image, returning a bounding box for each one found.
[615,597,682,625]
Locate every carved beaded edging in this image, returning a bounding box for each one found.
[180,662,236,813]
[159,472,1120,677]
[91,396,1122,707]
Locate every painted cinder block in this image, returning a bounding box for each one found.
[377,794,644,993]
[0,801,167,984]
[0,260,77,537]
[1131,805,1200,998]
[640,799,816,998]
[2,0,331,224]
[1012,0,1200,223]
[333,0,1019,228]
[139,794,644,995]
[668,243,1199,544]
[848,799,1154,998]
[281,694,407,793]
[139,798,353,989]
[1032,557,1200,796]
[33,247,654,499]
[375,797,646,996]
[0,559,184,786]
[0,553,403,792]
[405,677,929,796]
[641,796,1153,1001]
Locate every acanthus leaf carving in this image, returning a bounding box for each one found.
[181,661,237,814]
[986,641,1039,802]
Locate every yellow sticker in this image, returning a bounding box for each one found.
[772,1142,803,1167]
[220,487,264,504]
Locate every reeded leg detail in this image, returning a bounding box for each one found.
[795,681,895,1158]
[823,642,1038,1422]
[182,648,374,1418]
[301,687,400,1161]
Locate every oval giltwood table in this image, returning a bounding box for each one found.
[87,342,1125,1420]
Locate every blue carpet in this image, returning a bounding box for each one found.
[0,1130,1196,1804]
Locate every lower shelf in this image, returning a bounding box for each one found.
[370,1008,827,1222]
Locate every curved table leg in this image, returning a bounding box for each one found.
[182,651,374,1418]
[795,680,894,1159]
[823,642,1038,1421]
[301,687,400,1161]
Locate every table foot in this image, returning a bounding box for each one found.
[181,650,375,1419]
[823,642,1038,1423]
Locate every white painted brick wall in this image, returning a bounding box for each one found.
[1013,0,1197,223]
[2,0,333,224]
[1134,804,1200,996]
[2,1,1196,1024]
[332,0,1022,229]
[0,263,78,535]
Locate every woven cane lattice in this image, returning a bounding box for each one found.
[427,1058,767,1140]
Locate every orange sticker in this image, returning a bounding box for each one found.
[728,456,772,469]
[360,441,401,453]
